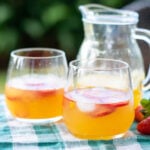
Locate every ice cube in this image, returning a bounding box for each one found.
[77,101,95,112]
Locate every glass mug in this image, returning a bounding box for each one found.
[77,4,150,108]
[5,48,68,124]
[63,58,134,140]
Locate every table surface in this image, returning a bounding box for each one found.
[0,93,150,150]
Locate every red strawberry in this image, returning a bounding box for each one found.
[135,105,145,122]
[137,116,150,135]
[89,104,116,117]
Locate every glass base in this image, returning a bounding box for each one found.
[16,116,62,125]
[70,132,126,140]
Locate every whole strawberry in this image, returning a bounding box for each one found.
[137,116,150,135]
[135,105,145,122]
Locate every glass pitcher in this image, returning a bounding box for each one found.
[77,4,150,108]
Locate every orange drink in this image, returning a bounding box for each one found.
[63,87,134,140]
[5,75,65,122]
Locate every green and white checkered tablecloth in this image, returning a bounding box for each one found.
[0,94,150,150]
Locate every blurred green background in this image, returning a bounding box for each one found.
[0,0,135,93]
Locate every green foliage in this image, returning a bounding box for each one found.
[141,98,150,118]
[0,4,12,24]
[22,19,45,38]
[100,0,132,8]
[0,0,134,66]
[0,28,19,51]
[42,3,69,27]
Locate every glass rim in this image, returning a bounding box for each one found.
[69,58,129,71]
[11,47,66,59]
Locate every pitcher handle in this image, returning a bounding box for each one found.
[134,28,150,45]
[134,28,150,86]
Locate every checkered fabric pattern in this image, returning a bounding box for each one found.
[0,94,150,150]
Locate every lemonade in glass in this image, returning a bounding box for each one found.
[5,48,68,124]
[63,58,134,140]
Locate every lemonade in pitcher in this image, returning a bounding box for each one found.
[132,70,145,108]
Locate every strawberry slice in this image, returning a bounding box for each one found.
[87,101,128,117]
[76,101,115,117]
[88,104,116,117]
[37,89,56,97]
[6,96,19,101]
[110,101,129,107]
